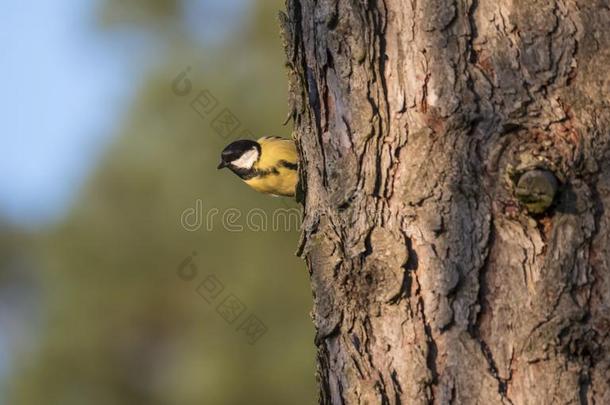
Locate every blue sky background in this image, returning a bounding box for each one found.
[1,0,136,227]
[0,0,248,228]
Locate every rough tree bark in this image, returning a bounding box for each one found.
[280,0,610,403]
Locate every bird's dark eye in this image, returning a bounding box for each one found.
[222,150,240,161]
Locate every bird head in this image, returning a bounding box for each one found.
[217,139,261,171]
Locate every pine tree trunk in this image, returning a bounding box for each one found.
[280,0,610,403]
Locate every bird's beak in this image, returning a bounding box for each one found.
[217,161,227,170]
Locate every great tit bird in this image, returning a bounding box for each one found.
[217,136,298,197]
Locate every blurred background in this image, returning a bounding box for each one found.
[0,0,316,404]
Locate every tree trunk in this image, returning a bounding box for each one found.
[280,0,610,403]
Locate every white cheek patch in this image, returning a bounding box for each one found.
[231,149,259,169]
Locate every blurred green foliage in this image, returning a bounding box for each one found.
[2,0,316,403]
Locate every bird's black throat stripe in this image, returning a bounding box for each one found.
[231,161,297,180]
[232,166,279,180]
[279,160,298,170]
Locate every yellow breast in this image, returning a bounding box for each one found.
[245,167,298,196]
[243,137,298,197]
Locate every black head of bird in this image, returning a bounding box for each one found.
[217,139,261,171]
